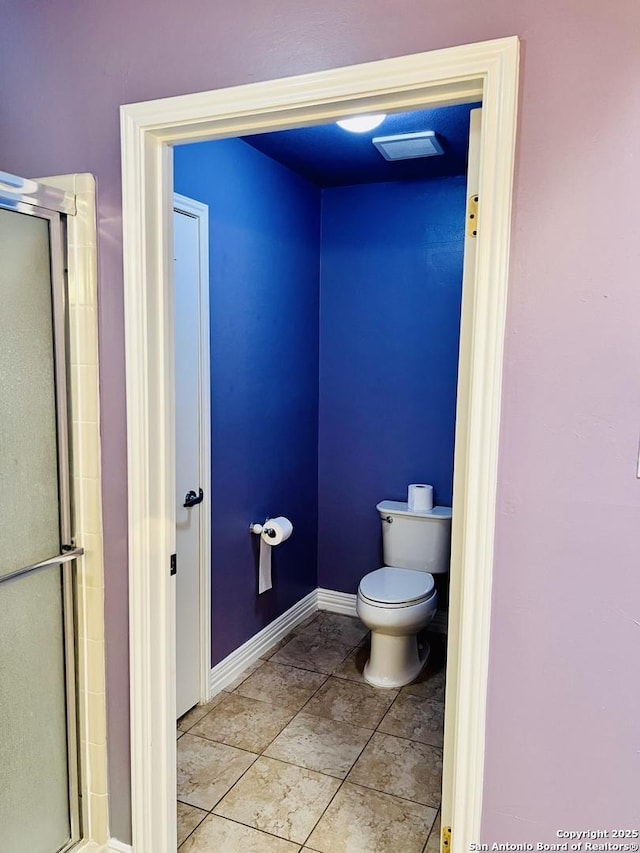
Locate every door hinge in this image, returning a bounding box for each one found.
[442,824,452,853]
[170,553,177,576]
[467,193,478,237]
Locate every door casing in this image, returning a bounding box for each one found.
[121,37,520,853]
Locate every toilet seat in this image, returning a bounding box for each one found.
[358,567,435,608]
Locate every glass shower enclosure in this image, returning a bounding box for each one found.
[0,175,83,853]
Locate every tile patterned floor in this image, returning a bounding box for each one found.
[177,611,446,852]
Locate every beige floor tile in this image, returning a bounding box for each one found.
[177,802,207,847]
[291,612,322,634]
[214,756,340,844]
[180,815,300,853]
[179,813,299,852]
[306,781,437,853]
[347,732,442,806]
[264,711,372,778]
[236,661,327,711]
[424,810,441,853]
[222,659,265,691]
[260,636,293,660]
[378,693,444,748]
[271,632,353,674]
[401,666,446,703]
[304,676,397,729]
[300,612,369,646]
[190,692,295,753]
[332,641,370,684]
[178,692,227,732]
[177,733,257,810]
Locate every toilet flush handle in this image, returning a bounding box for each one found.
[382,515,393,524]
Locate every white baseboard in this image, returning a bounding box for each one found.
[317,587,358,616]
[209,589,317,694]
[208,586,446,697]
[106,841,133,853]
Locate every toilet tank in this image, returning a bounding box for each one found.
[377,500,452,573]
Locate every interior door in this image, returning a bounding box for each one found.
[440,106,481,839]
[174,205,204,718]
[0,201,81,852]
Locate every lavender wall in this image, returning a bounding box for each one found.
[2,0,639,842]
[174,139,320,666]
[318,178,465,592]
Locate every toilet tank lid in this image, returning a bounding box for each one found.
[376,500,452,520]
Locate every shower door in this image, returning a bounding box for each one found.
[0,187,82,852]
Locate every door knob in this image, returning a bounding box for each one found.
[183,488,204,508]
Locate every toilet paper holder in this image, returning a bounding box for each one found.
[249,522,277,538]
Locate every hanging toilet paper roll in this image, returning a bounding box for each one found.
[261,516,293,547]
[256,516,293,594]
[407,484,434,512]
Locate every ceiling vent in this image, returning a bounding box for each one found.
[372,130,444,161]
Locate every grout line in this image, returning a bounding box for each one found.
[298,685,398,730]
[374,728,444,750]
[263,709,375,781]
[252,655,342,677]
[293,642,383,847]
[261,659,349,677]
[181,807,311,849]
[177,625,338,839]
[211,755,341,845]
[177,616,445,848]
[266,637,365,675]
[377,684,403,727]
[208,809,315,847]
[422,807,441,853]
[178,730,264,759]
[177,622,351,846]
[295,674,335,716]
[176,801,208,850]
[299,771,344,848]
[341,777,442,811]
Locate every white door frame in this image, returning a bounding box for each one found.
[121,36,519,853]
[173,193,212,707]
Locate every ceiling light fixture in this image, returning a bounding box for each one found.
[336,114,386,133]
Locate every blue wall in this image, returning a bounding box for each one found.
[317,177,466,592]
[174,139,321,665]
[175,141,465,656]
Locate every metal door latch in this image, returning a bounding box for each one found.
[467,193,478,237]
[184,488,204,508]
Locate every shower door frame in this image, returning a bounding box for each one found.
[0,194,81,851]
[121,35,519,853]
[1,172,109,851]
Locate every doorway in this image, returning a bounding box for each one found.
[121,37,519,853]
[171,103,480,850]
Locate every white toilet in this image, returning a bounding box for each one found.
[356,500,452,688]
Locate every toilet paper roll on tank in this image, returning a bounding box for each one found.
[407,484,434,512]
[249,516,293,594]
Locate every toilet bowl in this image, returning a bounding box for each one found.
[356,500,451,689]
[356,566,437,688]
